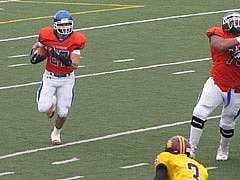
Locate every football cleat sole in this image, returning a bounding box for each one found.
[51,140,61,145]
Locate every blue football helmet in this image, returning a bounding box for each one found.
[222,11,240,34]
[54,10,73,36]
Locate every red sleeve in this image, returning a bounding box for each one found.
[38,27,54,46]
[205,27,224,38]
[72,32,87,50]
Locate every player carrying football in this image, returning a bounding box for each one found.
[30,10,86,145]
[154,135,208,180]
[189,11,240,160]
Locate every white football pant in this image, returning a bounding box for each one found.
[36,70,75,118]
[193,77,240,130]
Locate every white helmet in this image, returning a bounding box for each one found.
[222,11,240,34]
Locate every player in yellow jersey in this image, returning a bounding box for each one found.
[154,135,208,180]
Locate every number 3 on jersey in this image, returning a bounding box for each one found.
[50,50,69,67]
[187,162,199,180]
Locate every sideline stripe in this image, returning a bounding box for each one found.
[0,57,211,91]
[0,115,220,160]
[0,8,239,42]
[52,157,79,165]
[120,163,149,169]
[172,70,195,75]
[0,172,15,176]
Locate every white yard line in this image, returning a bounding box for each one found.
[206,166,218,170]
[0,172,15,177]
[120,164,217,170]
[8,63,31,67]
[8,54,28,58]
[1,8,240,43]
[120,163,149,169]
[52,157,79,165]
[57,176,84,180]
[0,115,220,160]
[172,70,195,75]
[0,57,211,90]
[114,58,135,63]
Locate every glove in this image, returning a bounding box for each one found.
[50,48,72,66]
[30,48,45,64]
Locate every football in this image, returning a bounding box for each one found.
[36,47,48,58]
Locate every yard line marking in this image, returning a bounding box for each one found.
[57,176,84,180]
[0,172,15,176]
[52,157,79,165]
[120,164,218,170]
[0,0,19,2]
[0,5,143,25]
[8,54,82,59]
[114,58,135,63]
[8,63,31,67]
[0,57,211,91]
[0,115,220,160]
[206,167,218,170]
[8,54,28,58]
[78,65,85,68]
[17,1,140,7]
[172,70,195,75]
[120,163,149,169]
[1,8,240,43]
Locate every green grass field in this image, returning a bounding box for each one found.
[0,0,240,179]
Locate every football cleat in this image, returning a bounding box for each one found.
[47,95,56,119]
[51,128,61,145]
[165,135,191,157]
[216,144,229,161]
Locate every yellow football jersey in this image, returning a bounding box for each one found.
[155,152,208,180]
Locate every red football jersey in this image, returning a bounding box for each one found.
[206,27,240,92]
[38,27,86,74]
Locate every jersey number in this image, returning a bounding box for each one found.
[50,50,69,67]
[187,162,199,180]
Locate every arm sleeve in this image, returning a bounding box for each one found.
[205,27,224,38]
[153,164,168,180]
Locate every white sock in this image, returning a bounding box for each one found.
[220,135,230,147]
[189,126,203,149]
[53,126,61,134]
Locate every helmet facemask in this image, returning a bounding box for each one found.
[54,20,73,36]
[222,12,240,35]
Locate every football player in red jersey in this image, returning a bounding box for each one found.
[154,135,208,180]
[189,11,240,160]
[30,10,87,145]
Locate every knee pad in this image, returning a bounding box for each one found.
[191,116,206,129]
[220,127,234,138]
